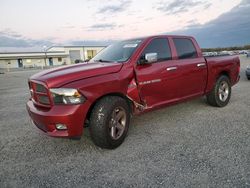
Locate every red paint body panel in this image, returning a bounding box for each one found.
[26,35,240,138]
[30,62,123,88]
[26,100,90,137]
[205,55,240,93]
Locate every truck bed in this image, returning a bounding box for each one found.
[205,55,239,63]
[204,55,240,93]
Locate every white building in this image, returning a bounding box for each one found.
[0,45,106,69]
[48,46,105,63]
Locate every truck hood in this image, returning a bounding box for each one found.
[30,62,123,88]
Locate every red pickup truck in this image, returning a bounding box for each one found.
[26,35,240,149]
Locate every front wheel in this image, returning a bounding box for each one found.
[89,96,130,149]
[206,75,231,107]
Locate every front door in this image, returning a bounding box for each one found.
[135,38,181,107]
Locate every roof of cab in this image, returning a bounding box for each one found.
[125,34,194,41]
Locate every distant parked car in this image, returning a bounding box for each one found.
[206,52,217,56]
[228,51,235,55]
[202,52,209,57]
[246,65,250,80]
[239,50,248,55]
[220,51,230,56]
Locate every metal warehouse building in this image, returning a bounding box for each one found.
[0,45,105,69]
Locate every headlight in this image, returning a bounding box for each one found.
[50,88,86,105]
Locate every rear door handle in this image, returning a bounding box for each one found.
[166,67,177,71]
[197,63,206,67]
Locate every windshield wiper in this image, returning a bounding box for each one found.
[94,59,113,63]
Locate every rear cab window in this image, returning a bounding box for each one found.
[173,38,198,59]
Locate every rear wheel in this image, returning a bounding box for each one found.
[206,75,231,107]
[89,96,130,149]
[247,77,250,80]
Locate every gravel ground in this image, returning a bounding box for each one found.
[0,56,249,188]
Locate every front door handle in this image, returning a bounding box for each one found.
[197,63,206,67]
[166,67,177,71]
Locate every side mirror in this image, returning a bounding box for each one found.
[139,53,158,65]
[145,53,157,63]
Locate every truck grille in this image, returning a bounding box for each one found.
[29,81,51,107]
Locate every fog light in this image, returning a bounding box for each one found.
[55,123,67,130]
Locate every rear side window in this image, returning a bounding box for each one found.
[173,38,197,59]
[141,38,172,62]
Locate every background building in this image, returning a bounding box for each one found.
[0,45,106,69]
[48,46,105,63]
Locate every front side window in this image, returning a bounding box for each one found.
[91,39,143,63]
[140,38,172,62]
[173,38,197,59]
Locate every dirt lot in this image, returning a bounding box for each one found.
[0,56,249,187]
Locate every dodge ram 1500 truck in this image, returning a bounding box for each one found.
[26,35,240,149]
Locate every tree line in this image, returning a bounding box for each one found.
[202,44,250,52]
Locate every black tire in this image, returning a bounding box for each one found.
[89,96,130,149]
[247,77,250,80]
[206,75,231,107]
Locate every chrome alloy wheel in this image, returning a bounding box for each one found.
[218,81,229,102]
[109,107,127,140]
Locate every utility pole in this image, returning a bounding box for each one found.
[43,46,47,68]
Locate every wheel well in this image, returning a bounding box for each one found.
[85,93,133,122]
[218,71,231,82]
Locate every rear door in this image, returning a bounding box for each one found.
[171,37,207,99]
[135,37,181,107]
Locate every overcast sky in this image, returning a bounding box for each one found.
[0,0,249,50]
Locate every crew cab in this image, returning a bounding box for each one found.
[26,35,240,149]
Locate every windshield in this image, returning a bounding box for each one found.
[91,39,143,63]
